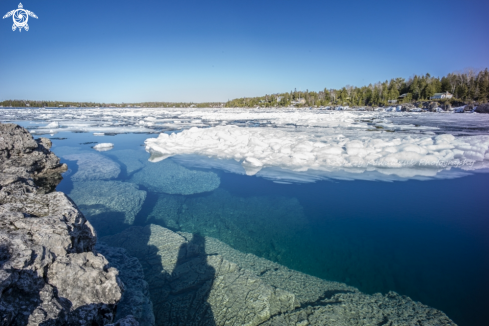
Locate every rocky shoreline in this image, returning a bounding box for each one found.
[0,123,137,325]
[0,123,458,325]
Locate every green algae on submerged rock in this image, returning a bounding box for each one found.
[145,194,184,229]
[69,180,146,235]
[147,189,308,263]
[129,159,219,195]
[102,224,456,326]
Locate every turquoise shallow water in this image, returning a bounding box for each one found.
[30,130,489,326]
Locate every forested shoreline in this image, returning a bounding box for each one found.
[2,69,488,109]
[226,69,489,108]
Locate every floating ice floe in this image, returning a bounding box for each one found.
[3,107,489,181]
[3,107,488,136]
[144,125,489,180]
[93,143,114,151]
[45,121,59,128]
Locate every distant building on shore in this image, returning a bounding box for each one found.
[291,98,306,105]
[430,92,453,100]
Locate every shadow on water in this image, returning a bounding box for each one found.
[164,233,216,326]
[107,226,217,326]
[13,228,217,325]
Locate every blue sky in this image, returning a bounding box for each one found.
[1,0,488,102]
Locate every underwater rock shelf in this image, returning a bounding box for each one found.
[0,123,138,325]
[103,223,457,326]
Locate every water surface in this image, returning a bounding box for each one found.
[4,116,488,326]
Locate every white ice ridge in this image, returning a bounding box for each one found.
[93,143,114,152]
[145,126,489,178]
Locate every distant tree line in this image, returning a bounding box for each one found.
[2,69,488,109]
[226,68,489,108]
[0,100,225,108]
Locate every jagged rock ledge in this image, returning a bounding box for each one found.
[0,123,137,325]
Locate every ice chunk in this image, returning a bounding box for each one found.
[242,157,264,175]
[45,121,59,128]
[93,143,114,151]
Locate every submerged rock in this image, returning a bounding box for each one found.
[103,225,299,326]
[145,194,184,229]
[107,149,147,175]
[129,159,220,195]
[64,152,121,181]
[0,123,126,325]
[147,189,308,263]
[107,315,140,326]
[96,243,155,326]
[69,180,147,236]
[103,224,456,326]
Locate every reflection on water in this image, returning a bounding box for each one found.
[50,132,489,326]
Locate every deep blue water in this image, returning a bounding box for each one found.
[35,130,489,326]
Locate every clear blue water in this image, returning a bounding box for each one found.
[31,129,489,326]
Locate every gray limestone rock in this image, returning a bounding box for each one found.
[200,234,356,305]
[96,242,155,326]
[0,123,67,193]
[475,103,489,113]
[0,123,127,325]
[129,159,220,195]
[262,291,456,326]
[69,180,146,235]
[103,224,456,326]
[64,152,121,181]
